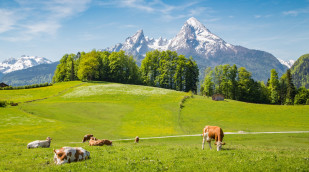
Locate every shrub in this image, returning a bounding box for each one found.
[0,101,7,107]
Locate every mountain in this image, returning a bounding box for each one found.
[0,62,59,86]
[278,58,295,68]
[290,54,309,89]
[104,17,287,82]
[0,55,52,74]
[104,30,170,63]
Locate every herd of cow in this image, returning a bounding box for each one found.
[26,126,224,165]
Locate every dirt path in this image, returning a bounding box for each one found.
[69,131,309,143]
[110,131,309,142]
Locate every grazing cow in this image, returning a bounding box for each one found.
[82,134,93,143]
[202,126,225,151]
[135,136,139,143]
[27,137,52,149]
[53,147,90,165]
[89,137,112,146]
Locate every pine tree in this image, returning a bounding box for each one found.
[269,69,280,104]
[286,69,296,104]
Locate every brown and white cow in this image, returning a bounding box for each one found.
[53,147,90,165]
[202,126,225,151]
[89,137,112,146]
[135,136,139,143]
[82,134,93,143]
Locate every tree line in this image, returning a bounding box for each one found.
[52,50,199,93]
[200,64,309,105]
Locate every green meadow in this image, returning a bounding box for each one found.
[0,81,308,171]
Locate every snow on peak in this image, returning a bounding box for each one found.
[186,17,207,30]
[278,58,295,68]
[0,55,52,74]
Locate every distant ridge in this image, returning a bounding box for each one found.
[104,17,287,82]
[0,61,59,86]
[0,55,52,74]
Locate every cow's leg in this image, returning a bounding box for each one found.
[208,141,212,149]
[206,132,212,149]
[202,133,206,150]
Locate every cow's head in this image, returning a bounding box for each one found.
[53,148,67,165]
[82,134,93,143]
[216,141,225,151]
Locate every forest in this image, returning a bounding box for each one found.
[52,50,199,93]
[53,50,309,105]
[200,64,309,105]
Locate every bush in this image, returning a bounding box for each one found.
[0,101,7,107]
[0,83,53,90]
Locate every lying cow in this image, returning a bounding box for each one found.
[202,126,225,151]
[53,147,90,165]
[135,136,139,143]
[82,134,94,143]
[27,137,52,149]
[89,137,112,146]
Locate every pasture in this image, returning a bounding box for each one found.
[0,81,308,171]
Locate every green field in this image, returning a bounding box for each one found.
[0,81,308,171]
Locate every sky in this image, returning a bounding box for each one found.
[0,0,308,62]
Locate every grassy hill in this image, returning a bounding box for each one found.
[0,81,308,171]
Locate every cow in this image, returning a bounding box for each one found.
[202,126,225,151]
[82,134,93,143]
[27,137,52,149]
[53,147,90,165]
[89,137,112,146]
[135,136,139,143]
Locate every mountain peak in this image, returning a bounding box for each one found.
[185,17,209,31]
[186,17,202,26]
[133,29,144,39]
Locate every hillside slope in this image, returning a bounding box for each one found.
[1,81,308,143]
[290,54,309,88]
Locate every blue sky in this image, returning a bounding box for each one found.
[0,0,308,62]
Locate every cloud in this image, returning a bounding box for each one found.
[0,9,20,33]
[283,7,309,16]
[0,0,91,41]
[98,0,208,22]
[254,14,272,19]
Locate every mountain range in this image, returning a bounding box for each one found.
[0,55,52,74]
[104,17,288,82]
[0,56,53,86]
[0,62,59,86]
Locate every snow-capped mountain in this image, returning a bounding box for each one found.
[0,55,52,74]
[104,29,170,59]
[104,17,287,81]
[168,17,235,57]
[278,58,295,68]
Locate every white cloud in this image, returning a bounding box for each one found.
[99,0,208,22]
[283,7,309,16]
[0,0,91,41]
[0,9,19,33]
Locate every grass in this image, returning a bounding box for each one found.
[0,81,83,102]
[0,134,308,171]
[180,96,309,133]
[0,81,308,171]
